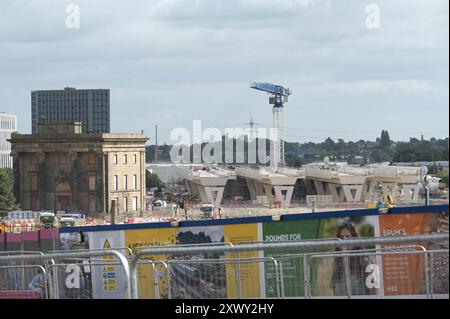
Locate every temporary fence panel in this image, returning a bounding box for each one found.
[47,257,130,299]
[167,260,225,299]
[0,265,47,299]
[134,261,169,300]
[163,257,279,299]
[306,250,441,299]
[0,250,131,299]
[428,250,449,299]
[225,254,268,299]
[129,233,449,299]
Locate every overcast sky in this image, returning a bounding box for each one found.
[0,0,448,144]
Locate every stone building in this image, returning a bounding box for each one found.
[9,123,147,217]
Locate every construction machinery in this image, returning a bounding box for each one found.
[38,212,57,229]
[250,82,292,167]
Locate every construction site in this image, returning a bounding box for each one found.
[145,82,447,221]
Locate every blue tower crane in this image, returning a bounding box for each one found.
[250,82,292,167]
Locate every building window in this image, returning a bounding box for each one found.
[88,153,97,165]
[58,153,67,165]
[30,174,38,192]
[88,173,96,191]
[30,153,38,165]
[88,198,96,213]
[114,175,118,191]
[124,197,128,212]
[31,199,38,211]
[133,175,137,190]
[123,175,128,190]
[132,197,138,212]
[113,155,118,164]
[133,154,137,164]
[123,154,127,164]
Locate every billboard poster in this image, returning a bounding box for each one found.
[57,231,92,299]
[379,211,449,297]
[315,215,380,298]
[262,219,323,298]
[224,223,262,298]
[172,226,226,299]
[124,228,177,299]
[86,231,127,299]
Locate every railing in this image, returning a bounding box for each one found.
[0,234,448,299]
[129,234,449,299]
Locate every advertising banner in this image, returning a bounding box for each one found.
[22,231,39,251]
[57,205,448,299]
[262,219,323,298]
[125,228,177,299]
[378,212,448,297]
[261,215,380,298]
[172,226,226,299]
[315,215,379,298]
[58,231,91,299]
[224,223,261,298]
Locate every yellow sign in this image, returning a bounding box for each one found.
[103,238,111,249]
[224,224,261,298]
[125,228,177,299]
[102,238,114,261]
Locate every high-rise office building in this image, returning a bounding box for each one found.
[0,112,17,169]
[31,87,110,134]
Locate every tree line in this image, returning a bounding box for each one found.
[146,131,449,168]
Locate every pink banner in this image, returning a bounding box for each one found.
[40,229,59,240]
[6,233,21,243]
[22,231,39,241]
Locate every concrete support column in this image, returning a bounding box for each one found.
[185,180,193,194]
[342,185,364,202]
[245,179,257,200]
[363,180,378,201]
[263,184,274,204]
[197,185,208,203]
[314,180,328,196]
[254,182,266,197]
[185,180,199,197]
[328,183,345,202]
[273,186,295,207]
[204,187,225,208]
[402,184,420,202]
[381,183,398,199]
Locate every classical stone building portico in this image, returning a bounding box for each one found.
[9,123,147,217]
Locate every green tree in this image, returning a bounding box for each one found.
[146,171,166,190]
[0,168,19,211]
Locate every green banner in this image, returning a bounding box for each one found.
[262,219,323,297]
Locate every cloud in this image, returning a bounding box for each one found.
[0,0,448,142]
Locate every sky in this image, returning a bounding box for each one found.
[0,0,448,145]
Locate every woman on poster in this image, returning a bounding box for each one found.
[330,222,376,296]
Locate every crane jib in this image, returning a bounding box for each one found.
[250,82,291,97]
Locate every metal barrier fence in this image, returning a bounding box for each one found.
[0,234,448,299]
[0,250,131,299]
[130,234,449,299]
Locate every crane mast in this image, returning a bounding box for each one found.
[250,82,292,167]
